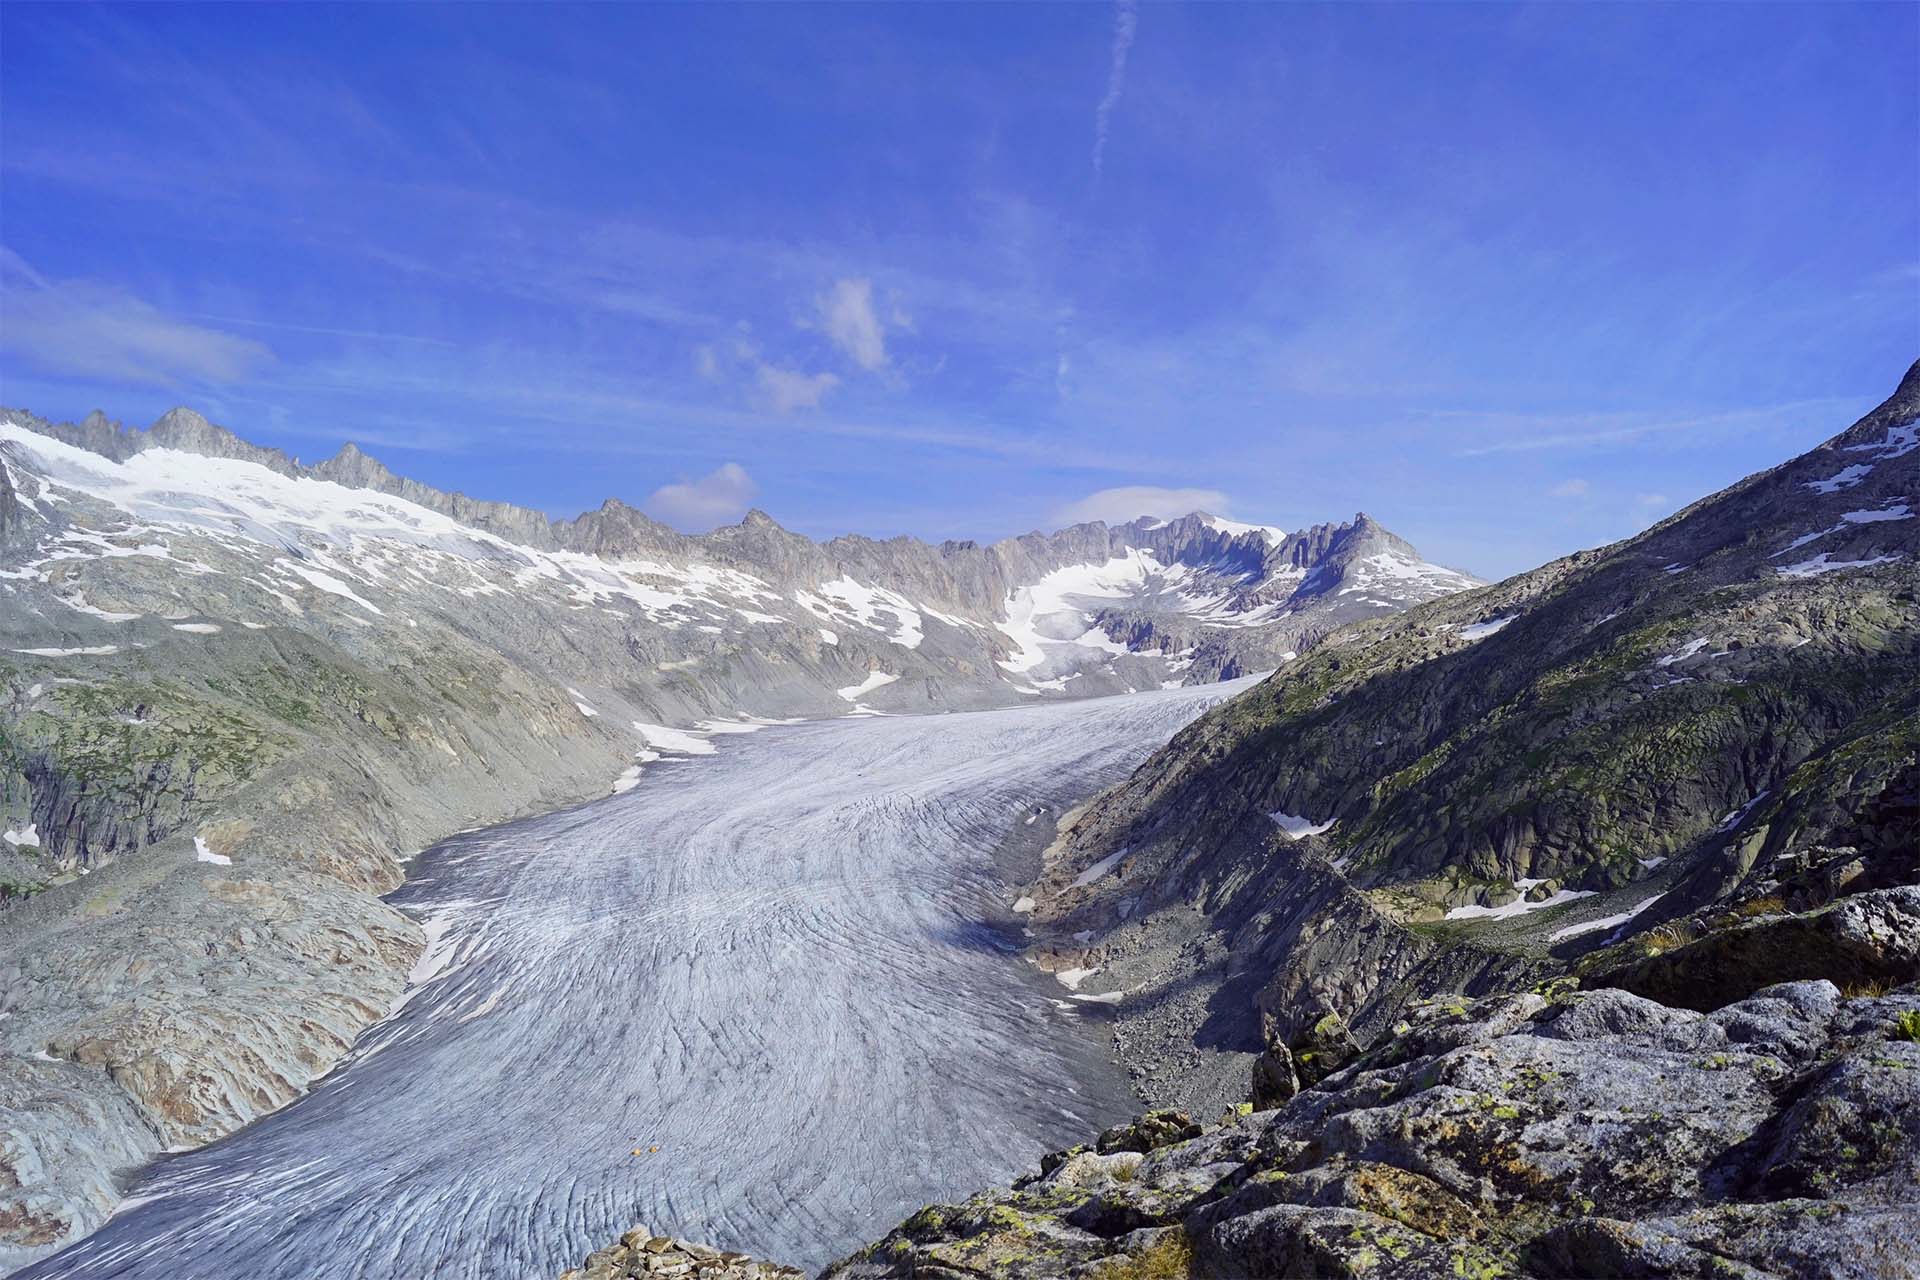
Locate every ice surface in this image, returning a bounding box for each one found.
[26,681,1253,1279]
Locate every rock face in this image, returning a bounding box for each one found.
[827,979,1920,1280]
[1595,885,1920,1012]
[561,1229,803,1280]
[1013,360,1920,1115]
[0,405,1476,1268]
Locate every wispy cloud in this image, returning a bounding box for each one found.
[0,249,273,386]
[1548,478,1589,498]
[1055,484,1228,526]
[816,277,891,372]
[1091,0,1138,177]
[1449,398,1858,456]
[756,364,839,413]
[646,461,758,529]
[181,312,457,347]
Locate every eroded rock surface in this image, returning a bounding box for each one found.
[828,981,1920,1279]
[562,1228,804,1280]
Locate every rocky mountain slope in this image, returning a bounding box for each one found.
[0,405,1471,1267]
[1012,359,1919,1117]
[829,963,1920,1279]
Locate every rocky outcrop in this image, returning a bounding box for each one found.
[1009,360,1919,1113]
[828,979,1920,1279]
[1595,885,1920,1012]
[560,1229,803,1280]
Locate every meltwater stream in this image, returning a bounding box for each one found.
[26,682,1248,1279]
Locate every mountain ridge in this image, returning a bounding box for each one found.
[1009,358,1918,1116]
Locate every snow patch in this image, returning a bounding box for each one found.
[1776,553,1901,578]
[2,824,39,848]
[1456,615,1516,642]
[171,622,222,634]
[1200,514,1286,544]
[1842,502,1913,524]
[193,836,231,866]
[1548,894,1664,942]
[283,562,385,615]
[1805,464,1873,494]
[631,722,718,755]
[836,670,899,701]
[1656,637,1714,667]
[1715,790,1769,833]
[1446,887,1595,922]
[1070,846,1130,888]
[1844,420,1920,460]
[1269,812,1335,839]
[10,645,119,657]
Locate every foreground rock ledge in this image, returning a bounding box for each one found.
[563,1228,805,1280]
[819,980,1920,1279]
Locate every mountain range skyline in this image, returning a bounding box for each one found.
[2,3,1913,578]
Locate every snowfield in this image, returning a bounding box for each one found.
[22,681,1250,1280]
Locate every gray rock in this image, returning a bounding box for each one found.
[824,981,1920,1280]
[1597,887,1920,1012]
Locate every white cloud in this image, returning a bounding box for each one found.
[1092,0,1139,176]
[1635,492,1670,507]
[694,344,721,380]
[817,277,889,371]
[0,249,272,386]
[756,363,839,412]
[645,462,759,529]
[1055,484,1230,527]
[1548,478,1589,498]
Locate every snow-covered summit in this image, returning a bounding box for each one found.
[0,406,1483,710]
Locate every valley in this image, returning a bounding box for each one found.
[15,681,1251,1278]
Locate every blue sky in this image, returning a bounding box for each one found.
[1,2,1914,577]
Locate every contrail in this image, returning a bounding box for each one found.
[1092,0,1138,177]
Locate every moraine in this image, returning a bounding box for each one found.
[17,681,1253,1279]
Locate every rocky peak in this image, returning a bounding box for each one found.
[311,441,400,490]
[703,507,830,583]
[149,408,302,478]
[562,497,689,560]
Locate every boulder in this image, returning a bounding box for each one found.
[1595,886,1920,1012]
